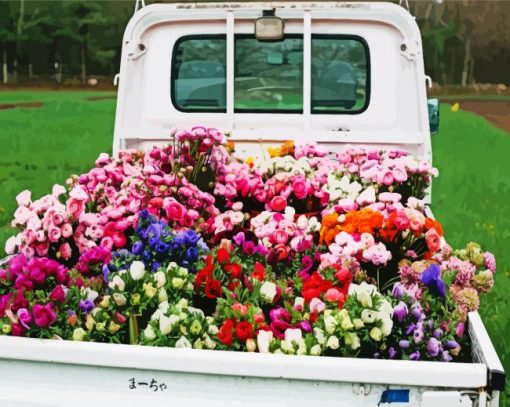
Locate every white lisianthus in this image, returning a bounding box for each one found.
[143,325,157,340]
[109,275,125,291]
[208,324,219,336]
[72,328,87,341]
[353,318,365,330]
[326,335,340,350]
[260,281,277,303]
[176,299,189,311]
[204,335,216,350]
[310,344,322,356]
[313,327,326,345]
[112,293,127,306]
[172,277,185,289]
[340,314,354,331]
[358,291,373,309]
[175,336,192,349]
[284,328,303,343]
[159,301,170,313]
[143,282,157,299]
[281,340,295,354]
[153,271,166,288]
[158,288,168,303]
[193,339,204,349]
[257,330,274,353]
[324,316,337,334]
[178,267,189,277]
[190,320,202,335]
[369,327,382,342]
[159,314,179,335]
[246,338,257,352]
[345,332,361,350]
[130,261,146,281]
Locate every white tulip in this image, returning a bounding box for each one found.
[260,281,277,303]
[257,330,274,354]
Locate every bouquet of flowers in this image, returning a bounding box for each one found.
[0,128,496,365]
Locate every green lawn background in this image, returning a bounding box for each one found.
[0,91,509,403]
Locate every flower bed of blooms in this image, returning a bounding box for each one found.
[0,127,496,362]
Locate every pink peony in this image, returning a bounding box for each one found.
[67,198,85,219]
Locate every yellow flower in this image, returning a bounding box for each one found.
[451,102,460,112]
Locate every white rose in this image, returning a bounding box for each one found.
[260,281,277,303]
[153,271,166,288]
[143,325,156,340]
[257,330,274,354]
[130,261,146,281]
[175,336,192,349]
[327,335,340,350]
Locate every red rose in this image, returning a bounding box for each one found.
[251,262,266,281]
[204,279,223,299]
[49,285,66,303]
[217,248,230,265]
[224,263,242,279]
[235,321,253,342]
[218,319,234,346]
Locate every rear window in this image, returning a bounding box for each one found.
[171,34,369,114]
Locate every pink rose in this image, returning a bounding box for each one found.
[67,198,85,219]
[48,228,62,243]
[32,303,57,327]
[392,167,408,183]
[380,171,394,186]
[269,196,287,212]
[59,243,72,260]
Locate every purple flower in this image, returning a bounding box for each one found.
[270,320,292,340]
[392,283,406,300]
[102,264,110,283]
[233,232,245,247]
[388,347,398,359]
[269,307,291,323]
[441,351,453,362]
[411,304,424,321]
[427,337,441,357]
[446,340,459,349]
[296,320,312,333]
[456,322,465,337]
[433,328,444,339]
[132,242,144,256]
[399,339,410,349]
[413,327,424,344]
[405,323,416,335]
[409,351,421,361]
[420,264,446,299]
[79,299,94,315]
[393,301,408,323]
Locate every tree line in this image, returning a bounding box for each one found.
[0,0,508,86]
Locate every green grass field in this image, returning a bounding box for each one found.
[0,91,509,403]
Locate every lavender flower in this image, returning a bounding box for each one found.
[79,299,94,315]
[409,351,421,361]
[388,347,398,359]
[441,351,453,362]
[393,301,408,323]
[433,328,444,339]
[392,283,406,300]
[399,339,410,349]
[427,337,441,357]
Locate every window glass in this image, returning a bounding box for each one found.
[171,35,369,113]
[312,36,369,113]
[172,36,226,111]
[234,37,303,111]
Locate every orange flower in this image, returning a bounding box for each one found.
[424,218,443,236]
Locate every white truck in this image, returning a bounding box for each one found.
[0,2,504,406]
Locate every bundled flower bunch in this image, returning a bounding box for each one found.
[0,129,497,364]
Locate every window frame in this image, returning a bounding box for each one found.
[170,33,371,115]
